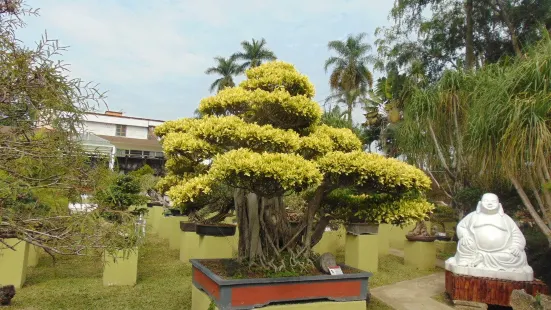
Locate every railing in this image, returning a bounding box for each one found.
[115,149,164,159]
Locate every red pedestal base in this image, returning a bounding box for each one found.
[445,270,548,306]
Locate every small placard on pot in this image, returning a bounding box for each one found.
[328,266,343,275]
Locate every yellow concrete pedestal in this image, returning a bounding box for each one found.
[158,216,171,240]
[103,248,139,286]
[378,224,391,255]
[192,285,365,310]
[345,234,378,272]
[27,245,39,267]
[168,216,188,250]
[0,238,29,289]
[313,229,345,256]
[180,231,200,262]
[404,241,436,270]
[180,232,236,262]
[196,235,235,259]
[148,206,164,234]
[388,223,415,250]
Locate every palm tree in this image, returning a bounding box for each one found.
[233,38,277,69]
[205,56,244,93]
[324,88,363,125]
[324,33,375,123]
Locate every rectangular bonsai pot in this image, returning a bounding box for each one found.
[191,259,372,310]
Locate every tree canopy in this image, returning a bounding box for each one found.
[0,1,140,256]
[157,61,433,270]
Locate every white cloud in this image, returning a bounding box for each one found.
[36,0,209,83]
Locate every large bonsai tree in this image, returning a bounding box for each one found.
[156,61,433,271]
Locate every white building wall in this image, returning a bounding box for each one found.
[82,113,163,139]
[84,121,117,136]
[126,126,148,139]
[83,113,163,128]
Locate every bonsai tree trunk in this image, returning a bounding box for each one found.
[234,185,330,269]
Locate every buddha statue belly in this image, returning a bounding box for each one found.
[472,224,509,252]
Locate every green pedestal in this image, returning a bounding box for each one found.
[180,231,200,262]
[27,245,39,267]
[345,234,378,272]
[377,224,391,255]
[169,216,188,250]
[313,230,345,256]
[148,206,164,234]
[103,248,139,286]
[404,241,436,270]
[0,239,29,289]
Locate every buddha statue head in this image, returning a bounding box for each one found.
[476,193,504,216]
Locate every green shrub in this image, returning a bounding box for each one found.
[524,226,551,286]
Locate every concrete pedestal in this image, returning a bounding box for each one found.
[388,223,415,250]
[148,206,164,234]
[27,245,39,267]
[158,216,171,240]
[404,241,436,270]
[345,234,378,272]
[191,285,365,310]
[313,229,345,256]
[196,235,235,259]
[180,232,235,262]
[180,231,200,263]
[378,224,391,255]
[103,248,139,286]
[168,216,188,250]
[0,238,29,289]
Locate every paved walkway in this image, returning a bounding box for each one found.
[371,272,454,310]
[370,248,453,310]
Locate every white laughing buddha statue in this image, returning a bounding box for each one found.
[445,193,534,281]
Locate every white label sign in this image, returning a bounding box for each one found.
[328,266,343,275]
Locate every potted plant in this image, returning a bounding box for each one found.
[156,61,434,309]
[323,189,432,236]
[0,285,15,306]
[429,204,457,241]
[93,171,147,286]
[406,221,436,242]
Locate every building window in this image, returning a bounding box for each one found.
[115,125,127,137]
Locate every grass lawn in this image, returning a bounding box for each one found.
[8,237,192,310]
[7,235,440,310]
[435,240,457,261]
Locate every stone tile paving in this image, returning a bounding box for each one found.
[370,248,453,309]
[371,272,454,310]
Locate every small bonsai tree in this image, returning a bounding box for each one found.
[129,165,168,207]
[93,171,148,221]
[156,61,433,272]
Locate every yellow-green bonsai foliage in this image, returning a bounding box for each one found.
[156,61,432,271]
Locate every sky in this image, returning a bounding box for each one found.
[17,0,394,124]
